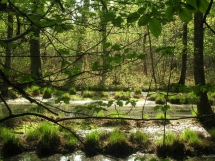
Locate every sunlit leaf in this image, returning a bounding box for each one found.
[186,0,197,10]
[138,15,150,26]
[197,0,209,13]
[127,12,140,24]
[165,6,175,20]
[179,8,193,22]
[149,18,162,38]
[116,100,123,107]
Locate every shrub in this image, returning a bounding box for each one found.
[180,129,201,145]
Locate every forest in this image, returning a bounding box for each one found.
[0,0,215,160]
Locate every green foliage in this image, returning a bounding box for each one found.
[156,113,170,119]
[0,126,24,157]
[55,92,71,104]
[209,128,215,141]
[83,90,96,98]
[156,131,178,146]
[109,129,127,145]
[85,131,100,145]
[130,131,149,144]
[69,87,76,95]
[114,91,131,100]
[191,107,198,116]
[180,129,201,145]
[26,122,59,141]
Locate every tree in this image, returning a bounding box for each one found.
[30,27,42,80]
[194,11,213,118]
[178,22,187,85]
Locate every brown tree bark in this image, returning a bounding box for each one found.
[178,22,187,85]
[194,12,213,117]
[30,27,42,79]
[1,11,13,97]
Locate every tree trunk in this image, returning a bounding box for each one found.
[143,33,148,75]
[99,1,108,89]
[1,12,13,97]
[178,22,187,85]
[30,27,42,79]
[194,12,213,116]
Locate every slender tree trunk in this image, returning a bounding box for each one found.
[30,27,42,79]
[178,22,187,85]
[99,1,108,89]
[194,12,213,116]
[1,12,13,97]
[147,26,157,86]
[143,33,148,75]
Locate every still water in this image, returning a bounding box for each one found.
[4,151,215,161]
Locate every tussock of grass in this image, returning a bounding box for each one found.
[180,129,201,145]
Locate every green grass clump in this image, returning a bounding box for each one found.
[26,122,61,156]
[156,112,170,119]
[83,90,96,98]
[156,131,177,146]
[155,94,165,104]
[0,126,24,158]
[133,88,142,98]
[25,85,40,96]
[168,95,181,104]
[180,129,201,145]
[208,128,215,141]
[130,131,149,144]
[109,129,127,145]
[114,91,131,100]
[85,131,100,145]
[69,87,77,95]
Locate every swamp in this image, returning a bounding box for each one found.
[1,0,215,160]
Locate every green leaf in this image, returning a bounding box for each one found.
[92,61,100,70]
[137,7,146,14]
[63,97,70,104]
[138,15,150,26]
[127,12,140,24]
[112,44,121,50]
[104,42,112,49]
[112,16,124,27]
[165,6,175,20]
[197,0,209,13]
[107,100,114,107]
[179,8,193,22]
[186,0,197,10]
[18,75,34,83]
[116,100,123,107]
[149,18,162,38]
[137,54,147,60]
